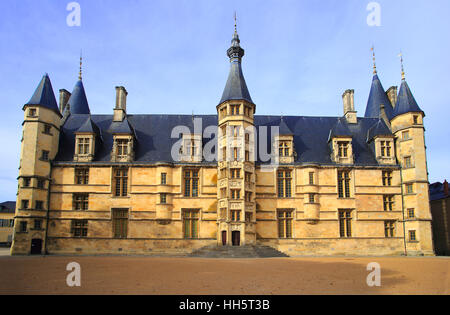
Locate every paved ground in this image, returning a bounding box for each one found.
[0,254,448,295]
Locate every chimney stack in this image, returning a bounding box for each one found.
[114,86,128,122]
[444,180,449,197]
[342,89,357,124]
[386,86,398,109]
[59,89,71,114]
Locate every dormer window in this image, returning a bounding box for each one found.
[380,141,392,157]
[111,135,134,163]
[330,137,353,164]
[74,135,95,162]
[338,141,349,158]
[180,134,202,163]
[275,136,294,164]
[116,139,129,157]
[279,141,290,157]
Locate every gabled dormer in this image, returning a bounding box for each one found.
[367,119,396,165]
[180,133,203,163]
[110,117,135,163]
[274,117,295,164]
[328,118,353,164]
[74,117,100,162]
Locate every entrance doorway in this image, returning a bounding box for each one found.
[222,231,227,246]
[31,239,42,255]
[232,231,240,246]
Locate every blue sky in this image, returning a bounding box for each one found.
[0,0,449,201]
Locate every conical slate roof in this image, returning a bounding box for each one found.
[67,80,90,114]
[219,29,253,105]
[393,80,423,118]
[367,119,392,142]
[25,74,61,116]
[365,74,394,120]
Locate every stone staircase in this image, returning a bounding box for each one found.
[188,245,289,258]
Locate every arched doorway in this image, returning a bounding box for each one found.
[31,239,42,255]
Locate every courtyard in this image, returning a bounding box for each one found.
[0,248,448,295]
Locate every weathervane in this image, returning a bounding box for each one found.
[371,46,377,74]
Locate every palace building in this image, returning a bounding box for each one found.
[11,25,434,256]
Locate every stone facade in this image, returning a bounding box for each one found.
[10,27,435,256]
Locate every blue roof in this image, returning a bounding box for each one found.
[429,182,448,201]
[328,118,352,141]
[67,80,91,114]
[25,74,61,116]
[0,201,15,213]
[55,114,392,167]
[365,74,394,120]
[109,117,134,135]
[278,117,294,135]
[76,116,100,134]
[219,59,253,105]
[393,80,423,118]
[367,119,392,142]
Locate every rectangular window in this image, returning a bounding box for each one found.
[406,184,414,194]
[309,172,315,185]
[231,169,240,179]
[114,168,128,197]
[407,208,415,218]
[160,193,167,204]
[161,173,167,185]
[404,156,412,168]
[37,179,45,189]
[230,105,240,115]
[183,210,199,239]
[380,141,392,157]
[402,131,410,140]
[245,192,252,202]
[383,195,394,211]
[278,210,293,238]
[409,230,417,242]
[309,194,315,203]
[382,171,393,186]
[34,219,42,230]
[231,210,241,222]
[245,172,252,182]
[338,170,351,198]
[71,220,88,238]
[277,170,292,198]
[42,150,50,161]
[75,168,89,185]
[245,212,252,223]
[78,138,90,155]
[384,221,395,238]
[279,142,290,157]
[20,221,27,233]
[35,201,44,210]
[73,194,89,211]
[184,170,199,197]
[339,210,352,238]
[43,124,52,135]
[112,209,128,239]
[116,139,129,157]
[23,178,31,187]
[231,189,241,200]
[28,108,37,117]
[21,200,29,210]
[413,116,419,125]
[338,142,349,158]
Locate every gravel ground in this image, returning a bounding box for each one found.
[0,255,448,295]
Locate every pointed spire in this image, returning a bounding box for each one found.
[79,50,83,81]
[365,73,394,120]
[399,51,405,81]
[67,80,90,114]
[219,14,253,105]
[25,74,61,116]
[371,46,377,74]
[393,79,423,118]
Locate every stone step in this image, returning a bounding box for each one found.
[189,245,289,258]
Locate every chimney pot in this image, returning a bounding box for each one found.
[342,89,357,124]
[115,86,128,111]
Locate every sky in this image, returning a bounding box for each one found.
[0,0,449,201]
